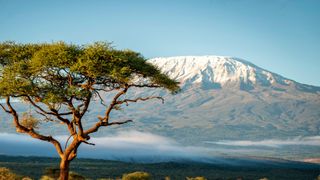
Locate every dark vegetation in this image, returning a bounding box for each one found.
[0,155,319,180]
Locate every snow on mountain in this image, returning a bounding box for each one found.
[148,56,319,92]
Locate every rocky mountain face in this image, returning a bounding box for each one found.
[103,56,320,144]
[1,56,320,146]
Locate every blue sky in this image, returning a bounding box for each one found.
[0,0,319,86]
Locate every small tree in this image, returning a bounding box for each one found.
[0,42,179,180]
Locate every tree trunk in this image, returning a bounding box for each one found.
[59,158,70,180]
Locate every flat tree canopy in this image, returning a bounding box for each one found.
[0,41,179,180]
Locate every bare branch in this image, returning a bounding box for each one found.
[128,84,162,88]
[93,87,116,93]
[107,119,133,126]
[93,90,107,106]
[0,104,10,113]
[64,133,76,150]
[25,96,76,136]
[36,110,55,122]
[25,96,72,120]
[84,85,162,136]
[84,119,133,135]
[117,96,164,105]
[103,86,129,122]
[83,141,95,146]
[5,97,64,158]
[79,93,92,118]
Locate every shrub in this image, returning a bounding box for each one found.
[40,170,85,180]
[0,167,20,180]
[186,177,207,180]
[22,177,33,180]
[122,171,151,180]
[39,175,55,180]
[69,172,86,180]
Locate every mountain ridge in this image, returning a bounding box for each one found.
[148,56,320,93]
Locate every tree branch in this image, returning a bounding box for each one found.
[103,85,129,122]
[107,119,133,126]
[128,84,162,88]
[84,119,133,135]
[64,138,81,161]
[0,104,10,113]
[84,84,162,136]
[79,93,92,118]
[93,90,107,106]
[36,110,55,122]
[116,96,164,105]
[25,96,76,135]
[83,141,95,146]
[25,96,72,121]
[5,97,64,158]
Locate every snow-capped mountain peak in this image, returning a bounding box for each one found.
[149,56,294,90]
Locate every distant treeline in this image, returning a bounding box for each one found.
[0,155,318,180]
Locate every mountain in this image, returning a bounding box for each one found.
[149,56,320,92]
[102,56,320,143]
[1,56,320,146]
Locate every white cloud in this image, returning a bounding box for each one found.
[204,136,320,147]
[0,131,210,162]
[79,131,210,161]
[1,132,319,163]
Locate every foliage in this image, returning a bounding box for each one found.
[40,172,85,180]
[22,177,33,180]
[20,112,40,129]
[0,167,20,180]
[122,171,151,180]
[39,175,55,180]
[41,168,85,180]
[186,177,207,180]
[258,178,269,180]
[0,41,179,102]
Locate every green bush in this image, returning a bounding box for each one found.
[122,171,151,180]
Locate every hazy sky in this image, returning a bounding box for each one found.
[0,0,319,86]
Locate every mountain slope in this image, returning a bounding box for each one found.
[105,56,320,143]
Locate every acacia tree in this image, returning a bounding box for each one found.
[0,42,179,180]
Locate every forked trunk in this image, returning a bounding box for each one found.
[59,158,70,180]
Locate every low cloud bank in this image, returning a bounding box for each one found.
[79,131,212,162]
[205,136,320,147]
[0,131,210,162]
[1,132,319,163]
